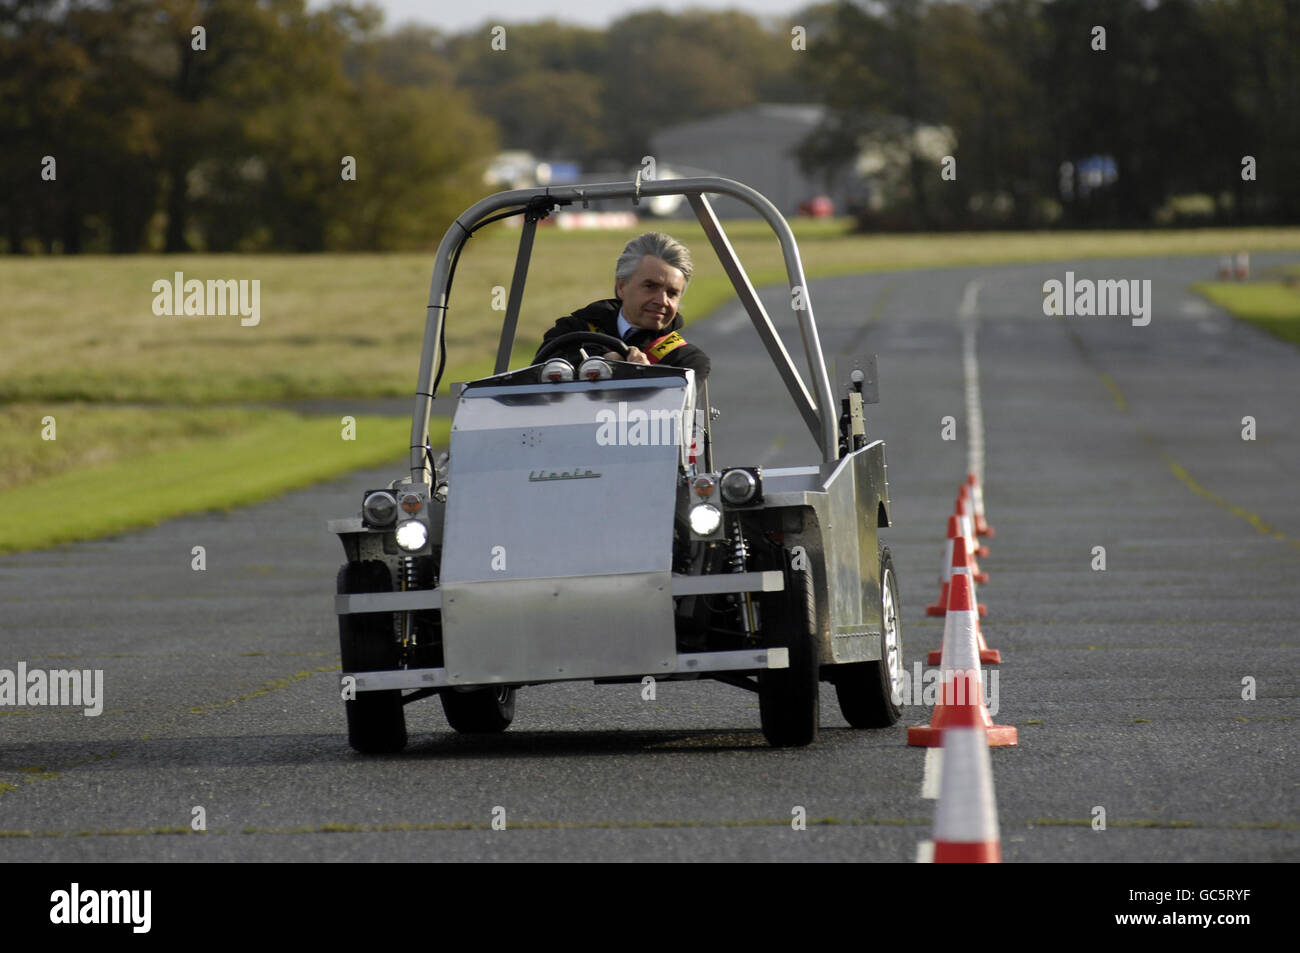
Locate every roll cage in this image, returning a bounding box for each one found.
[409,176,842,485]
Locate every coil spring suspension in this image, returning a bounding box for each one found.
[400,555,419,590]
[729,517,748,571]
[399,556,417,646]
[730,516,757,635]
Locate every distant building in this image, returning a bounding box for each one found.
[648,104,846,219]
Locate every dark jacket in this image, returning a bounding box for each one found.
[535,298,711,381]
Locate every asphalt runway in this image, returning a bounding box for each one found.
[2,253,1297,862]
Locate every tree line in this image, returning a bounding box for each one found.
[2,0,1294,253]
[797,0,1298,229]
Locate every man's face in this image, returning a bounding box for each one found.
[616,255,686,332]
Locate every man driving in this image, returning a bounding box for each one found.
[534,232,711,380]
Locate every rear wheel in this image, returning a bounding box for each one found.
[441,685,516,733]
[757,548,820,748]
[834,547,904,728]
[338,561,407,754]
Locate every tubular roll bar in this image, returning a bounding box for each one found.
[410,176,840,484]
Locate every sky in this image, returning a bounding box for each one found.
[364,0,806,33]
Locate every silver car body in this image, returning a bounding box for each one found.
[331,176,891,692]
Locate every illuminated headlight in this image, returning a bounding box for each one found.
[720,468,759,505]
[362,490,398,527]
[541,359,575,383]
[395,519,429,551]
[577,357,613,381]
[688,503,723,536]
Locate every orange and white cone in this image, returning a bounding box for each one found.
[929,536,1000,665]
[1235,250,1250,281]
[967,472,995,538]
[909,573,1016,747]
[926,515,987,617]
[930,671,1003,863]
[955,491,990,573]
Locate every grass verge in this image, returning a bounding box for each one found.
[0,412,448,554]
[6,226,1300,403]
[3,227,1298,553]
[1194,279,1300,348]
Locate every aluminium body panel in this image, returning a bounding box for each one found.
[441,571,675,684]
[759,440,890,665]
[440,376,692,583]
[438,375,693,684]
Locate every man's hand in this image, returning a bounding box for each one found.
[605,346,650,366]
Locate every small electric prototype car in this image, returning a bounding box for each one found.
[329,176,902,751]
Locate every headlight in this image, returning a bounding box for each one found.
[395,519,429,551]
[720,468,759,505]
[577,357,613,381]
[692,474,716,499]
[362,490,398,527]
[688,503,722,536]
[398,492,422,515]
[541,359,575,383]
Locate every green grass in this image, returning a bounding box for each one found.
[2,403,299,492]
[4,224,1300,553]
[6,225,1300,404]
[1194,279,1300,348]
[0,412,448,554]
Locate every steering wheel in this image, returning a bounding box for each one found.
[534,331,630,365]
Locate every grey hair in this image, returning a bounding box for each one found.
[614,232,694,287]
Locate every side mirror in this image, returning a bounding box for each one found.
[838,354,879,404]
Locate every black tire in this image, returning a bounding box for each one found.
[757,549,820,748]
[834,547,904,728]
[338,561,407,754]
[441,685,516,733]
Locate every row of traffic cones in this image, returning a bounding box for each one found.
[914,473,1011,863]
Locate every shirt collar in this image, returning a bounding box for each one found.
[616,309,634,340]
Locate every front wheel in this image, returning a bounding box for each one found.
[757,548,820,748]
[834,547,904,728]
[338,561,407,754]
[441,685,516,733]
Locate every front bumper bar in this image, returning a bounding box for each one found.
[334,570,784,616]
[345,647,789,693]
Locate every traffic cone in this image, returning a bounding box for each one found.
[967,472,995,538]
[926,516,987,617]
[1235,250,1250,281]
[1218,255,1233,280]
[908,573,1016,747]
[930,671,1003,863]
[929,536,1000,665]
[955,491,990,572]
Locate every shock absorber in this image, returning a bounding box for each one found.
[730,516,757,635]
[399,555,417,647]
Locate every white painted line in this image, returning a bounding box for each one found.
[958,279,982,321]
[915,839,935,864]
[959,279,985,483]
[1180,298,1212,317]
[921,747,944,799]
